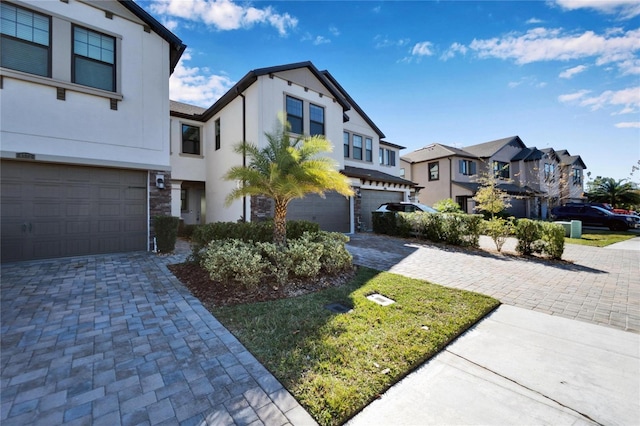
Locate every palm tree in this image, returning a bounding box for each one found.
[224,116,354,246]
[587,177,640,208]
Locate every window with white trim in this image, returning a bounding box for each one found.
[0,3,50,77]
[429,162,439,181]
[459,159,476,176]
[73,25,115,92]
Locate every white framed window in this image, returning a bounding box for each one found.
[182,124,201,155]
[365,138,373,162]
[344,132,350,158]
[459,159,476,176]
[429,161,439,181]
[309,103,324,136]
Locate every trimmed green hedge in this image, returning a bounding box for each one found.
[153,215,180,253]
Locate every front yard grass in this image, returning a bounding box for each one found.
[566,230,637,247]
[212,267,499,425]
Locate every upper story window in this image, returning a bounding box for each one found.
[73,26,115,92]
[365,138,373,162]
[459,159,476,176]
[182,124,201,155]
[572,168,582,185]
[0,3,50,77]
[309,104,324,136]
[343,132,350,157]
[429,161,439,181]
[286,96,303,134]
[215,118,221,150]
[379,148,396,166]
[544,163,555,181]
[493,161,510,179]
[353,135,363,160]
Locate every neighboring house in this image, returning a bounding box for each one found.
[169,61,416,233]
[0,0,185,262]
[400,143,480,213]
[402,136,587,218]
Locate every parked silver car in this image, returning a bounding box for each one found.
[376,202,438,213]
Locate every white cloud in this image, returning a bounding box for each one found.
[169,51,235,107]
[615,121,640,128]
[508,76,547,89]
[469,27,640,75]
[440,42,468,60]
[526,17,544,24]
[559,87,640,114]
[313,36,330,45]
[558,89,591,103]
[329,26,340,37]
[374,35,411,49]
[559,64,588,78]
[554,0,640,19]
[162,18,179,32]
[412,41,435,57]
[150,0,298,36]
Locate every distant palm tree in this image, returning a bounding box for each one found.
[587,177,640,208]
[224,116,353,245]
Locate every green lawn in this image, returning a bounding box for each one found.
[212,267,499,425]
[566,230,638,247]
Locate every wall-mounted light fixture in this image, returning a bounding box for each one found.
[156,174,165,189]
[355,188,362,199]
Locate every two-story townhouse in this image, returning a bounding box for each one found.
[403,136,586,218]
[555,149,587,203]
[169,61,415,233]
[0,0,185,262]
[400,143,480,213]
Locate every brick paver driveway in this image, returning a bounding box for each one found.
[1,246,315,426]
[346,234,640,333]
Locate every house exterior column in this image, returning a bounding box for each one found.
[170,179,183,219]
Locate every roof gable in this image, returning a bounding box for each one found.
[401,143,476,163]
[118,0,185,73]
[321,70,385,139]
[464,136,526,158]
[200,61,350,121]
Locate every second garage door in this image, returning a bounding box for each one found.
[1,161,148,262]
[287,191,350,233]
[360,189,404,231]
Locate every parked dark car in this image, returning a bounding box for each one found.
[551,205,640,231]
[376,202,439,213]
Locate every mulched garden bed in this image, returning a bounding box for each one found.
[168,263,357,307]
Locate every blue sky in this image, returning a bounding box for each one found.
[141,0,640,182]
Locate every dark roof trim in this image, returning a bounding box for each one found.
[380,140,406,150]
[321,70,386,139]
[342,166,416,187]
[118,1,186,74]
[200,61,350,122]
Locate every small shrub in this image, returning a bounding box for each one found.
[483,217,513,252]
[286,236,323,278]
[433,198,463,213]
[154,215,180,253]
[201,239,267,288]
[539,222,565,260]
[177,223,197,239]
[308,231,353,273]
[515,219,542,256]
[372,211,397,235]
[256,242,292,286]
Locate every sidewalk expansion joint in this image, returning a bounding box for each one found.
[446,350,605,426]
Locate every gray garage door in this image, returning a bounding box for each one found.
[360,189,404,231]
[1,161,147,262]
[287,191,350,233]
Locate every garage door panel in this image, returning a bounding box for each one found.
[1,161,147,262]
[287,192,350,233]
[360,189,404,231]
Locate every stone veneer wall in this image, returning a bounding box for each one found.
[354,186,363,232]
[149,170,172,250]
[250,195,273,222]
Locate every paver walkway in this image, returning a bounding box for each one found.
[0,242,316,426]
[346,234,640,333]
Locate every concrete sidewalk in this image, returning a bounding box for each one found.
[348,305,640,426]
